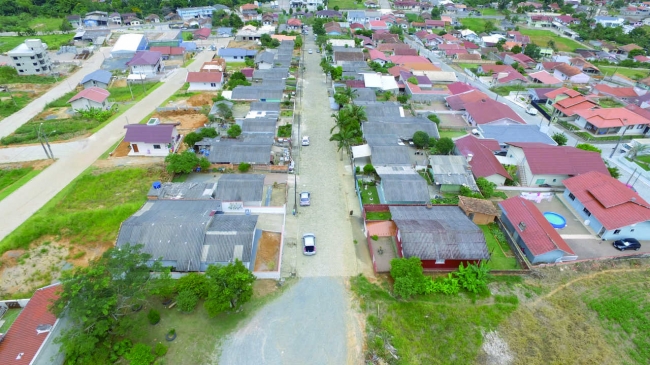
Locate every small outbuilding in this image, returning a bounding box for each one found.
[458,196,499,224]
[80,69,112,89]
[68,87,111,110]
[186,71,223,91]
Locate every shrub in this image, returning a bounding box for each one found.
[552,132,568,146]
[227,124,242,138]
[124,343,155,365]
[371,235,379,241]
[175,272,208,298]
[238,163,251,172]
[363,164,375,175]
[176,289,199,312]
[412,131,430,148]
[427,114,441,126]
[154,342,168,357]
[147,309,160,325]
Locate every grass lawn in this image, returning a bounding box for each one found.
[480,225,520,270]
[0,92,32,119]
[366,211,391,220]
[28,17,65,32]
[0,308,22,332]
[460,18,491,33]
[328,0,366,9]
[491,84,547,96]
[126,280,292,364]
[574,131,632,142]
[480,8,501,15]
[629,156,650,171]
[598,98,624,108]
[457,63,480,70]
[0,166,169,255]
[519,29,583,52]
[599,66,650,80]
[360,184,379,205]
[108,82,160,103]
[0,167,45,202]
[439,129,467,139]
[0,34,73,53]
[351,275,518,364]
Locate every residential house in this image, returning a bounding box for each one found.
[186,71,223,91]
[455,53,482,61]
[80,69,112,89]
[368,49,389,65]
[563,171,650,240]
[84,11,109,27]
[123,120,181,156]
[149,46,184,60]
[197,134,274,165]
[287,18,302,30]
[255,51,275,70]
[594,16,625,28]
[193,28,212,40]
[637,76,650,90]
[445,89,490,110]
[499,197,576,264]
[458,196,500,225]
[377,173,430,204]
[635,55,650,63]
[528,15,554,27]
[390,206,490,269]
[552,63,589,83]
[592,84,640,103]
[333,51,365,65]
[477,124,557,147]
[447,81,477,95]
[240,4,260,21]
[505,142,609,187]
[477,64,527,85]
[111,34,148,59]
[66,15,82,28]
[504,53,536,69]
[429,155,479,192]
[0,284,64,365]
[617,43,643,58]
[68,87,110,111]
[464,99,526,126]
[217,48,258,62]
[215,174,265,206]
[126,51,164,77]
[573,107,650,136]
[569,57,600,75]
[145,14,160,23]
[176,6,229,20]
[454,134,512,185]
[315,10,342,18]
[324,22,343,35]
[528,70,563,85]
[8,39,52,75]
[527,87,558,102]
[109,12,122,24]
[369,20,389,31]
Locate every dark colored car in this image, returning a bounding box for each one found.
[613,238,641,251]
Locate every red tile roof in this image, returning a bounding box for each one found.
[463,41,479,49]
[507,142,609,176]
[499,197,574,256]
[446,49,468,56]
[0,284,61,365]
[465,99,526,124]
[437,43,462,50]
[509,53,535,65]
[455,135,511,180]
[554,63,583,77]
[346,80,366,88]
[186,71,223,83]
[394,48,418,56]
[149,46,184,55]
[445,89,489,110]
[193,28,211,39]
[529,70,562,85]
[540,61,565,71]
[447,82,477,95]
[563,171,650,230]
[552,95,599,116]
[544,87,581,100]
[593,84,639,98]
[68,86,110,103]
[287,18,302,26]
[368,49,389,61]
[574,107,650,128]
[240,68,254,78]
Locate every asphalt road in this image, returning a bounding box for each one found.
[0,50,215,242]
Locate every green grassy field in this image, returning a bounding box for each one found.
[366,211,391,220]
[0,91,32,119]
[328,0,366,9]
[480,225,520,270]
[28,17,65,32]
[519,29,583,52]
[0,309,22,332]
[599,66,650,80]
[439,129,467,139]
[0,34,73,53]
[0,167,45,202]
[0,166,168,255]
[479,8,501,15]
[460,18,491,33]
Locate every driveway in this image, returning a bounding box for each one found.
[0,51,216,242]
[219,38,365,365]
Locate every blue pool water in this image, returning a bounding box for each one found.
[543,212,567,229]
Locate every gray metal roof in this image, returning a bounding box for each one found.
[342,62,371,71]
[371,145,411,165]
[365,134,399,146]
[147,182,217,200]
[332,46,362,53]
[255,51,275,64]
[250,101,281,113]
[363,120,440,139]
[208,144,272,164]
[215,174,265,201]
[355,101,402,119]
[429,155,479,190]
[478,125,557,146]
[218,48,258,57]
[203,215,259,263]
[231,86,284,101]
[240,118,277,133]
[353,88,376,102]
[80,69,112,85]
[389,206,489,260]
[379,173,430,203]
[253,68,289,79]
[116,200,221,271]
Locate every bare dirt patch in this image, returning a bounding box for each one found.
[270,183,286,206]
[36,107,72,120]
[227,40,259,49]
[110,141,132,158]
[112,78,127,88]
[187,93,216,107]
[154,110,208,130]
[254,231,281,271]
[92,156,165,169]
[253,279,279,298]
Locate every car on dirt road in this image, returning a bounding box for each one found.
[300,192,311,206]
[613,238,641,251]
[303,233,316,255]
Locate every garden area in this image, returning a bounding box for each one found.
[480,224,521,270]
[358,181,379,205]
[460,18,491,33]
[599,66,649,80]
[628,155,650,171]
[327,0,367,9]
[519,29,583,52]
[352,257,650,364]
[366,211,391,220]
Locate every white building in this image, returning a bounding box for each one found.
[176,5,230,20]
[186,72,223,91]
[594,16,625,28]
[126,51,164,77]
[110,33,148,59]
[8,39,52,75]
[123,119,181,157]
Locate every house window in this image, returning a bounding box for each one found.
[33,63,37,66]
[568,193,576,201]
[614,229,621,234]
[583,207,591,216]
[535,179,545,184]
[552,179,557,182]
[18,70,23,73]
[435,259,445,264]
[210,83,217,87]
[638,124,646,129]
[153,144,161,149]
[627,125,634,130]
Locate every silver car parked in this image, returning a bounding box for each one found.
[303,233,316,255]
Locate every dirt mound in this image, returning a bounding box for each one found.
[187,93,215,106]
[154,111,208,130]
[254,231,281,271]
[156,110,200,117]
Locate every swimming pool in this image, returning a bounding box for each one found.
[543,212,567,229]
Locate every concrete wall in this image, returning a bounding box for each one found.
[529,173,569,186]
[187,81,222,91]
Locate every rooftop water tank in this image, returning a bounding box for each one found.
[152,181,162,189]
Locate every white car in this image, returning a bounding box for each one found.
[303,233,316,255]
[308,49,313,54]
[397,139,405,146]
[525,106,538,115]
[302,136,310,146]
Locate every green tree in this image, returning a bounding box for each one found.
[484,20,496,33]
[204,260,256,316]
[125,343,155,365]
[200,127,218,138]
[547,39,558,52]
[412,131,430,148]
[627,143,650,159]
[227,124,242,138]
[334,92,350,106]
[216,103,233,121]
[552,132,568,146]
[60,18,73,31]
[523,43,541,59]
[431,6,442,19]
[389,25,403,35]
[238,162,251,172]
[608,166,621,179]
[165,151,200,174]
[363,164,375,175]
[407,76,418,84]
[184,132,203,148]
[176,289,199,312]
[511,45,522,54]
[433,137,454,155]
[199,157,211,170]
[476,177,496,198]
[628,49,646,59]
[51,245,165,364]
[390,257,427,298]
[427,114,441,126]
[576,143,602,153]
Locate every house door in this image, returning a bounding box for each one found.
[132,144,139,153]
[597,226,606,237]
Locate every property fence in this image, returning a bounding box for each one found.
[531,100,551,120]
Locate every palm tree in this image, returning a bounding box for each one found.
[343,104,367,124]
[627,144,650,160]
[329,128,356,160]
[341,87,358,102]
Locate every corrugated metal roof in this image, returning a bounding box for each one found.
[363,120,439,139]
[371,145,411,165]
[241,118,276,133]
[379,173,430,203]
[390,206,489,260]
[80,69,112,85]
[478,125,557,145]
[215,174,264,201]
[430,155,478,190]
[207,139,272,164]
[203,215,259,263]
[147,182,217,200]
[231,86,284,101]
[250,101,281,113]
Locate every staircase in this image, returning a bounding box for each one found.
[517,164,529,187]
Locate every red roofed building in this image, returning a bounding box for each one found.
[454,135,511,185]
[499,197,576,264]
[149,46,184,59]
[551,95,599,119]
[563,171,650,240]
[592,84,640,102]
[573,107,650,136]
[447,81,477,95]
[193,27,211,40]
[0,284,62,365]
[287,18,302,29]
[68,87,111,110]
[464,99,526,126]
[477,64,526,85]
[368,49,390,64]
[186,71,223,91]
[445,48,468,57]
[528,70,562,85]
[445,89,489,110]
[505,142,609,186]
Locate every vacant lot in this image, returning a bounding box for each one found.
[0,160,53,202]
[0,34,73,53]
[599,66,649,80]
[352,259,650,364]
[460,18,492,33]
[519,29,583,52]
[327,0,366,9]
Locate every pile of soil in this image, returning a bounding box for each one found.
[187,93,215,107]
[154,111,208,130]
[254,231,281,271]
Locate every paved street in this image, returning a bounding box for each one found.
[0,50,215,242]
[0,48,110,139]
[219,38,365,365]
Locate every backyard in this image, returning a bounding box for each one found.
[353,258,650,364]
[359,183,379,205]
[480,225,520,270]
[438,129,467,139]
[460,18,491,33]
[519,29,583,52]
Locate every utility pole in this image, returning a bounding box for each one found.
[128,79,134,100]
[4,85,16,106]
[40,123,54,159]
[36,124,51,159]
[610,119,629,159]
